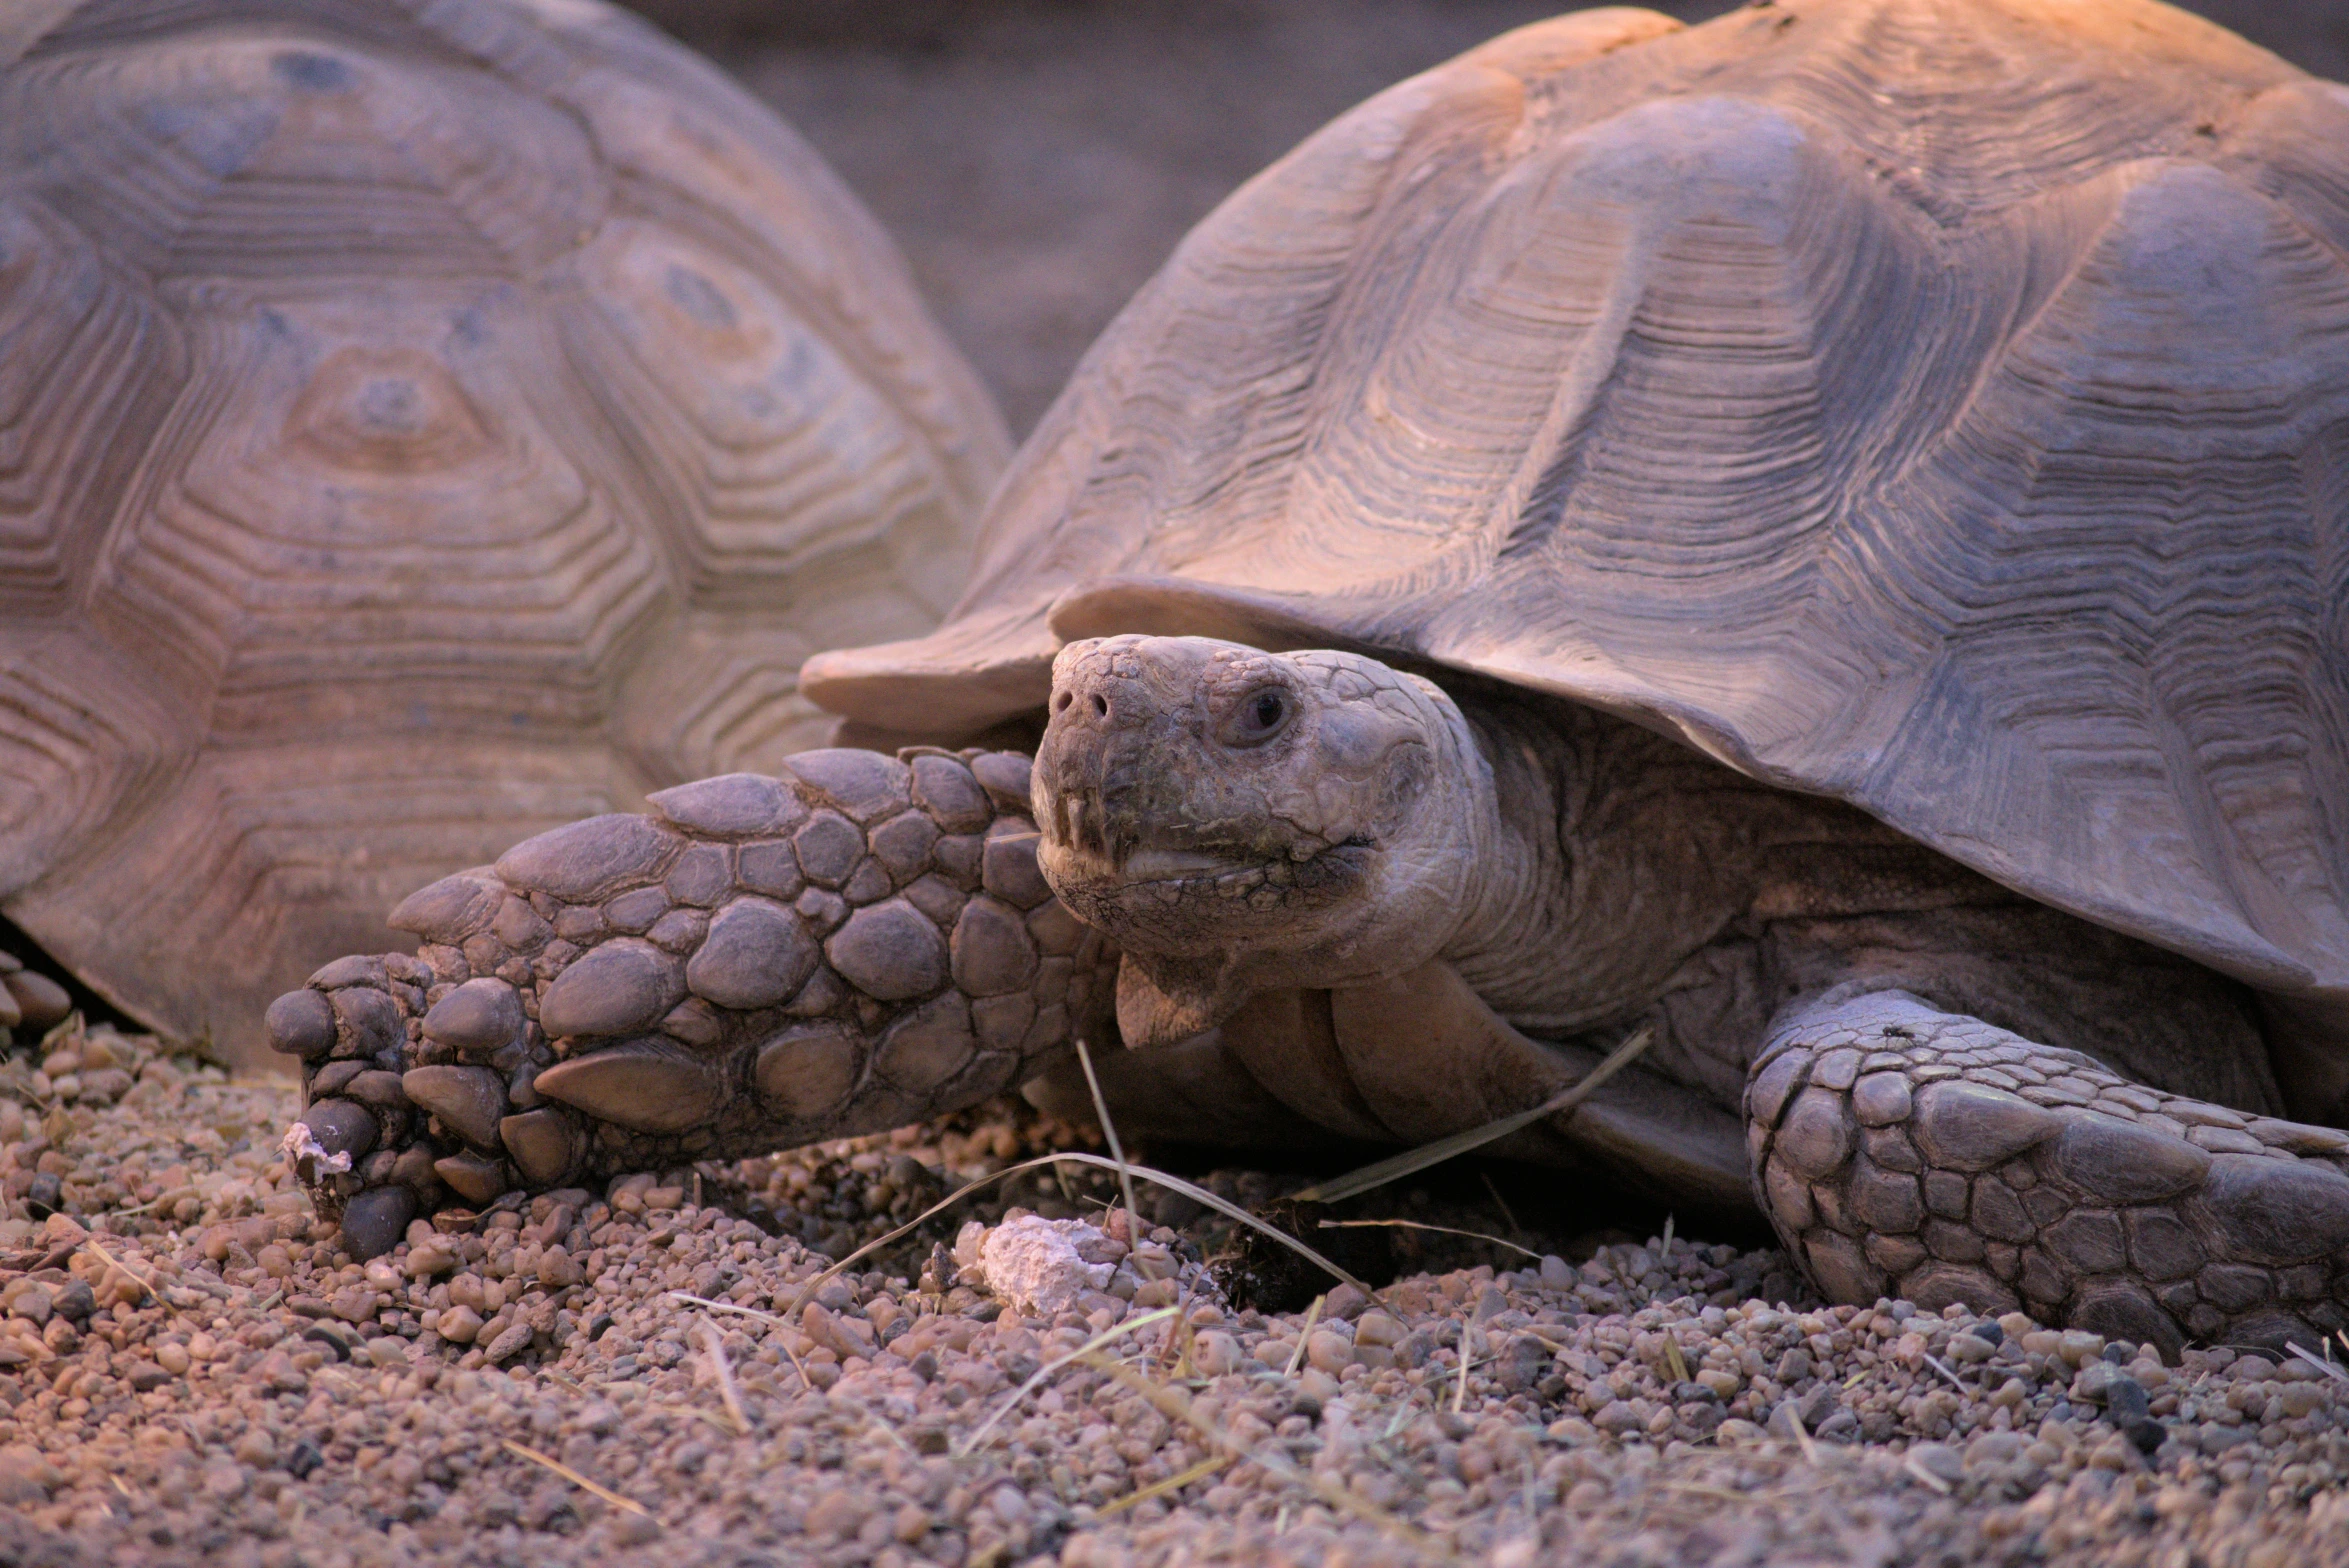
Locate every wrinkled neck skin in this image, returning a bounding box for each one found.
[1439,695,1770,1036]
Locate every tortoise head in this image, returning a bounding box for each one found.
[1033,634,1494,1043]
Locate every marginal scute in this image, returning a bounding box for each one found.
[686,897,818,1010]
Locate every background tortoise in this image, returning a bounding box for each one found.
[283,0,2349,1357]
[0,0,1007,1062]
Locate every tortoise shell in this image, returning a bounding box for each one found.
[804,0,2349,1077]
[0,0,1008,1058]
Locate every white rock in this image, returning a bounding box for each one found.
[967,1215,1115,1317]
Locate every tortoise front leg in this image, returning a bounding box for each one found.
[268,749,1115,1258]
[1747,990,2349,1360]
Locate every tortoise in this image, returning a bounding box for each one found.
[0,0,1007,1062]
[278,0,2349,1359]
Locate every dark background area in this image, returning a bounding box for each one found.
[619,0,2349,435]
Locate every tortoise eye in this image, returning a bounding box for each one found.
[1221,687,1292,746]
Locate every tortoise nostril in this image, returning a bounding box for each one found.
[1092,694,1109,717]
[1054,692,1072,712]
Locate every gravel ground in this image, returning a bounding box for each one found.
[4,1022,2349,1568]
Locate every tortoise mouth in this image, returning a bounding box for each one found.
[1039,834,1374,920]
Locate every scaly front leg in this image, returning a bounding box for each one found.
[270,749,1115,1257]
[1747,990,2349,1360]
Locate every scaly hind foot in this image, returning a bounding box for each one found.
[1747,991,2349,1361]
[269,749,1112,1257]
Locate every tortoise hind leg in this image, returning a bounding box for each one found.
[271,750,1116,1258]
[1747,989,2349,1361]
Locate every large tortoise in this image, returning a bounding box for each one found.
[0,0,1007,1061]
[280,0,2349,1358]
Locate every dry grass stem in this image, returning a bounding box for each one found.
[499,1438,654,1520]
[1093,1453,1233,1517]
[1074,1035,1140,1227]
[1283,1295,1325,1377]
[1663,1337,1691,1385]
[668,1290,817,1389]
[693,1317,751,1436]
[1316,1217,1539,1261]
[1452,1295,1489,1416]
[957,1306,1178,1457]
[1903,1452,1953,1494]
[666,1290,784,1330]
[2290,1342,2349,1383]
[1778,1403,1822,1466]
[82,1235,175,1315]
[1921,1352,1968,1393]
[1292,1025,1654,1203]
[1476,1168,1522,1240]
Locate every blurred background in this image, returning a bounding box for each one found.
[619,0,2349,436]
